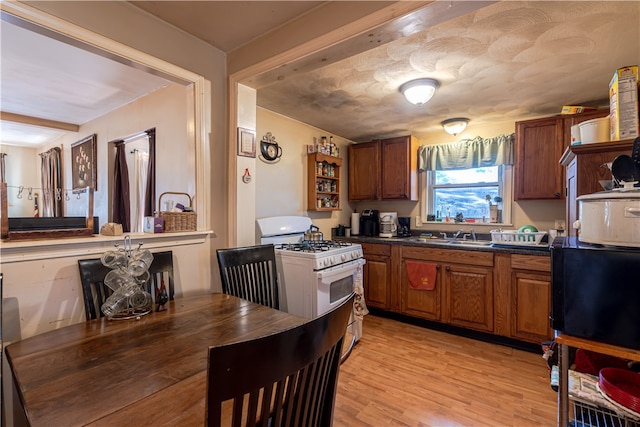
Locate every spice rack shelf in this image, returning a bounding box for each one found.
[307,153,342,211]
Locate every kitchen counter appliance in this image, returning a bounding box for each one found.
[551,237,640,350]
[575,188,640,247]
[359,209,379,237]
[398,216,411,237]
[256,216,366,343]
[379,212,398,238]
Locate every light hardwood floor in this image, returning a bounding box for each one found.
[335,315,558,426]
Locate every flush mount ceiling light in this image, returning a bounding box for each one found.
[441,118,470,135]
[399,78,439,105]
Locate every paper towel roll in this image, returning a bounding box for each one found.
[351,213,360,235]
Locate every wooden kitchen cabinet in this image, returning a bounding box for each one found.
[444,263,494,333]
[348,141,379,201]
[380,135,418,200]
[367,241,553,345]
[348,135,418,201]
[515,116,565,200]
[307,153,342,211]
[509,254,553,343]
[361,243,393,310]
[399,247,442,321]
[560,140,634,237]
[401,246,494,331]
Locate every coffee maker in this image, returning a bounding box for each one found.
[379,212,398,238]
[359,209,379,237]
[398,217,411,237]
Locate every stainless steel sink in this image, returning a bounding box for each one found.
[405,237,492,247]
[406,237,450,244]
[447,240,492,246]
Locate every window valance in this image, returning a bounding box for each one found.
[418,133,515,171]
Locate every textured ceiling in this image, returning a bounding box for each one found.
[257,1,640,141]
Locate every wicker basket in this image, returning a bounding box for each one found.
[159,192,197,232]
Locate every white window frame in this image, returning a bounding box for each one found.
[420,165,513,226]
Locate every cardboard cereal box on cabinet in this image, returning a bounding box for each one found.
[609,65,639,140]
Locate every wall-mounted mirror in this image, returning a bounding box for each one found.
[0,6,202,236]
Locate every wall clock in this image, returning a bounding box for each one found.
[259,132,282,163]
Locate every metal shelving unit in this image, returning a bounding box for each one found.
[567,369,640,427]
[557,334,640,427]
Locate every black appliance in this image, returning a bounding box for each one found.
[398,216,411,237]
[359,209,379,237]
[551,237,640,350]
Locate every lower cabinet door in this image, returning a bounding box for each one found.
[363,255,391,310]
[400,259,441,321]
[444,264,494,332]
[511,271,553,342]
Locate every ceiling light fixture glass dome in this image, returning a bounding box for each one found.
[399,78,439,105]
[441,118,470,135]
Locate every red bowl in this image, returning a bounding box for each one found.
[599,368,640,413]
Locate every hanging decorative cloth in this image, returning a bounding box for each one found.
[352,263,369,321]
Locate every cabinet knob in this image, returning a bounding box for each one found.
[554,192,561,198]
[445,266,450,272]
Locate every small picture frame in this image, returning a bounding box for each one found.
[71,134,97,191]
[238,127,256,158]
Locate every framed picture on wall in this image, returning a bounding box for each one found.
[71,134,97,191]
[238,127,256,158]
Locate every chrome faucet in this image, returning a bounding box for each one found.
[453,229,464,239]
[440,232,447,239]
[470,229,477,241]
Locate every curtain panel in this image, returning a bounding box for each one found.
[112,141,131,232]
[39,147,62,217]
[418,133,515,171]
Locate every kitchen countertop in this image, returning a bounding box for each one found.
[340,235,551,256]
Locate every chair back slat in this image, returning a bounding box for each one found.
[78,259,114,321]
[216,244,279,310]
[206,293,354,427]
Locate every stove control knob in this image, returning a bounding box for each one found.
[341,254,347,261]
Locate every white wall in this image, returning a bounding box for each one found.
[256,107,355,239]
[55,83,193,227]
[235,84,258,246]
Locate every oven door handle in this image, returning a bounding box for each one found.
[316,258,365,278]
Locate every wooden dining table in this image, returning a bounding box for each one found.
[5,293,306,427]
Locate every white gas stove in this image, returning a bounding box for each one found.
[256,216,366,342]
[275,241,364,271]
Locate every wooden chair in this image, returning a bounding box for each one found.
[216,244,280,310]
[78,250,174,320]
[206,293,354,427]
[144,251,175,311]
[78,258,114,320]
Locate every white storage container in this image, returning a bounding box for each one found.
[579,117,610,144]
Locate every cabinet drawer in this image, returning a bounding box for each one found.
[361,242,390,257]
[511,254,550,272]
[402,246,493,267]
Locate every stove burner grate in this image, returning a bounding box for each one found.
[276,240,352,252]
